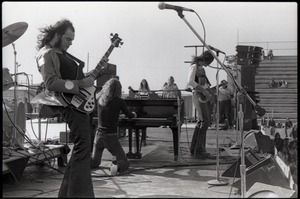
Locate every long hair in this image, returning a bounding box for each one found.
[98,78,122,106]
[191,50,214,65]
[139,79,150,91]
[36,19,75,50]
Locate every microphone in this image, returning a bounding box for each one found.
[158,2,194,12]
[208,45,225,54]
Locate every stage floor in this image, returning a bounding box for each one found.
[2,120,297,198]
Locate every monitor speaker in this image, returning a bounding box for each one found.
[232,156,292,194]
[222,149,261,178]
[247,182,295,198]
[3,156,29,183]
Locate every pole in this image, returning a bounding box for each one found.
[87,52,89,73]
[12,43,18,147]
[235,88,240,143]
[239,102,246,198]
[177,95,181,161]
[207,54,228,186]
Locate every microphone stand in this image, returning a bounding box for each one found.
[177,95,181,161]
[174,10,266,193]
[208,53,228,186]
[238,102,246,198]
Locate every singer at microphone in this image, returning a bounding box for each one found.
[208,45,225,55]
[158,2,194,12]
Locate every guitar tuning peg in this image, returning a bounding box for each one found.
[110,33,113,36]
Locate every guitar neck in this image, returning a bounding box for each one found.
[90,45,115,78]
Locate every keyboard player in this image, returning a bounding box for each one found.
[127,79,159,146]
[91,78,137,175]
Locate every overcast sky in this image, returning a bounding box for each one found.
[2,1,297,94]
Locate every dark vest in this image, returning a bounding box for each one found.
[57,51,85,80]
[194,65,210,86]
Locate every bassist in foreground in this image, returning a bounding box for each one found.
[35,19,107,198]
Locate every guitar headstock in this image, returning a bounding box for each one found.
[110,33,123,47]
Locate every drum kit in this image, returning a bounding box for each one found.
[2,22,28,91]
[3,22,28,146]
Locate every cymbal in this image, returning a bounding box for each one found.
[2,22,28,47]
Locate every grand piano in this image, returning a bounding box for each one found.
[119,98,184,161]
[92,97,184,161]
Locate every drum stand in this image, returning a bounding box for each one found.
[3,22,28,149]
[12,42,19,148]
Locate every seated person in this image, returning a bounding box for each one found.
[267,49,273,59]
[128,79,158,100]
[128,79,151,99]
[127,79,152,145]
[162,76,181,99]
[139,79,150,94]
[138,79,158,99]
[273,132,284,152]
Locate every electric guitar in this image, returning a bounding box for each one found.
[62,33,123,114]
[197,82,227,103]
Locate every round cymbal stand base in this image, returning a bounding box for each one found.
[207,179,229,186]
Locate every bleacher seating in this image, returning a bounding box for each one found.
[255,56,297,123]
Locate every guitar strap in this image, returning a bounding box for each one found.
[205,76,211,86]
[63,51,86,80]
[63,51,85,68]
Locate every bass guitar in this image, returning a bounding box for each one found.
[62,33,123,114]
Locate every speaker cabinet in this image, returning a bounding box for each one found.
[236,45,263,54]
[236,65,255,94]
[247,182,295,198]
[222,149,261,178]
[236,65,256,130]
[232,156,292,194]
[96,74,118,87]
[3,156,29,183]
[236,45,262,66]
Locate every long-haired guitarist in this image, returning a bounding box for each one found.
[35,19,107,198]
[187,50,214,159]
